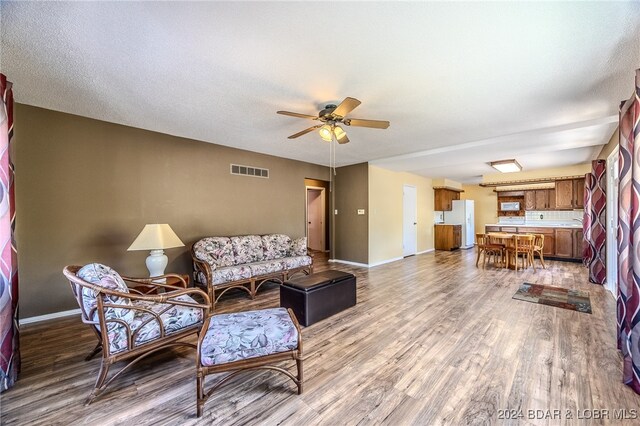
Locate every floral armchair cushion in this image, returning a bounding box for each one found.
[108,294,204,354]
[262,234,292,261]
[231,235,265,265]
[193,237,235,269]
[76,263,135,328]
[199,307,298,366]
[290,237,308,256]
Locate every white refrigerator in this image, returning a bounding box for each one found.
[444,200,475,249]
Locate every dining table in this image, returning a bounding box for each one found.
[486,232,532,270]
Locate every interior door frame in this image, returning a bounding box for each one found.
[403,184,418,257]
[305,185,326,252]
[605,146,619,298]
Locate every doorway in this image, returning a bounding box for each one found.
[403,185,417,257]
[306,186,326,251]
[605,146,619,297]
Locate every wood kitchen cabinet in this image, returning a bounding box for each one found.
[435,224,462,250]
[574,178,585,209]
[573,228,584,260]
[434,189,460,211]
[525,189,556,210]
[543,233,556,257]
[555,178,585,210]
[554,228,574,258]
[524,191,536,210]
[555,180,574,209]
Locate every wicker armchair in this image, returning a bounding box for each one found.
[63,264,210,405]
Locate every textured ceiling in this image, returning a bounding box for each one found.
[2,2,639,182]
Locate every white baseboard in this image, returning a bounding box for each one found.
[330,250,435,269]
[369,257,404,267]
[21,308,81,325]
[417,248,435,255]
[328,259,370,268]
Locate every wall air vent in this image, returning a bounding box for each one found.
[230,164,269,178]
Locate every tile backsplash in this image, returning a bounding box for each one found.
[498,210,583,224]
[524,210,583,222]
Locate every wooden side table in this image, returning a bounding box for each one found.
[131,274,190,294]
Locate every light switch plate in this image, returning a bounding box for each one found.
[357,209,365,215]
[335,209,338,215]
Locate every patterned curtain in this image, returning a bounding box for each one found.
[0,74,18,392]
[617,68,640,394]
[582,160,606,284]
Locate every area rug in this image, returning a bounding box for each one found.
[512,283,592,314]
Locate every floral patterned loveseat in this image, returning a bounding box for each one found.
[191,234,313,307]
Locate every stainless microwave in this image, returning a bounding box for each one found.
[500,202,520,211]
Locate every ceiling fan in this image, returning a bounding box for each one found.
[277,97,390,144]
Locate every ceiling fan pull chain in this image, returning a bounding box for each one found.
[329,138,333,192]
[333,138,337,176]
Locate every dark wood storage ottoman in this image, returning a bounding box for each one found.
[280,270,356,326]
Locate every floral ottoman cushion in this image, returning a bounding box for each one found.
[200,308,298,366]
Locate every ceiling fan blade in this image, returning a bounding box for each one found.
[277,111,319,120]
[344,118,390,129]
[288,125,322,139]
[332,97,361,118]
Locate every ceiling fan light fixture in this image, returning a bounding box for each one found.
[333,125,347,141]
[319,124,333,142]
[490,159,522,173]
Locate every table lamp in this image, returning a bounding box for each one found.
[127,224,185,277]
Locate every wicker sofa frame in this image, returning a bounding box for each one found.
[191,236,313,308]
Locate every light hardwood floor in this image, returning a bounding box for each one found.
[1,250,638,425]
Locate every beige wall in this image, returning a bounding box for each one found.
[15,104,329,318]
[460,185,498,234]
[368,165,434,265]
[333,163,369,264]
[598,128,619,160]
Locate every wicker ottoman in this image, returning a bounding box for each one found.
[280,270,356,326]
[196,307,303,417]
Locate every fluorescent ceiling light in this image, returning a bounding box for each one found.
[490,159,522,173]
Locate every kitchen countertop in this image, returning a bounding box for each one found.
[435,223,462,226]
[486,223,582,229]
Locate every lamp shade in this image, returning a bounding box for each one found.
[127,224,185,251]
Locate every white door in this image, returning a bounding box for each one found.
[606,147,619,297]
[403,185,417,257]
[306,188,325,251]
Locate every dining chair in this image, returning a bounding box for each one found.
[506,234,536,271]
[532,234,546,269]
[475,233,504,268]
